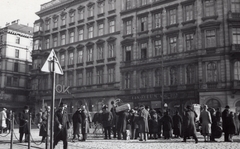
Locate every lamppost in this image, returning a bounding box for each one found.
[161,46,164,110]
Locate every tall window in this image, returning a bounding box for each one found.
[88,26,93,38]
[186,65,195,84]
[98,2,104,14]
[185,5,194,21]
[109,0,115,10]
[77,50,83,63]
[96,69,103,84]
[98,23,104,36]
[34,40,40,50]
[78,9,84,20]
[78,28,84,41]
[170,67,177,85]
[154,39,162,56]
[141,71,148,88]
[53,17,58,28]
[125,73,131,89]
[70,12,75,23]
[231,0,240,13]
[61,34,66,45]
[68,73,73,86]
[77,71,83,86]
[125,46,132,61]
[140,43,147,59]
[204,0,215,17]
[153,12,162,28]
[108,67,115,83]
[169,9,177,25]
[185,33,194,51]
[169,36,177,53]
[68,52,74,65]
[206,30,216,48]
[234,61,240,80]
[87,48,93,61]
[89,6,94,17]
[140,17,147,31]
[126,20,132,35]
[141,0,147,6]
[61,15,66,25]
[46,20,50,30]
[69,31,75,43]
[108,43,115,58]
[86,70,93,85]
[60,53,65,66]
[233,28,240,44]
[126,0,132,10]
[109,20,115,33]
[16,36,20,44]
[15,49,19,58]
[97,45,104,60]
[53,36,57,47]
[46,38,50,49]
[207,62,217,82]
[155,69,162,86]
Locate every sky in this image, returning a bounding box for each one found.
[0,0,50,28]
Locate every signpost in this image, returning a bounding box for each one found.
[41,49,63,149]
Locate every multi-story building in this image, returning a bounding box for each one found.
[119,0,240,113]
[31,0,121,113]
[0,20,33,112]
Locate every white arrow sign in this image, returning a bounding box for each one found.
[41,49,63,75]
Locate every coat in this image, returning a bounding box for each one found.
[161,114,173,138]
[182,109,197,137]
[72,110,82,135]
[131,113,139,129]
[200,110,212,135]
[19,111,29,134]
[138,108,150,133]
[116,111,129,133]
[0,110,7,128]
[81,110,90,133]
[101,110,113,128]
[39,110,50,137]
[110,106,118,128]
[172,114,182,136]
[150,113,159,133]
[227,114,236,135]
[222,109,229,133]
[54,109,69,141]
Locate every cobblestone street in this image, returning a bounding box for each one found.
[0,128,240,149]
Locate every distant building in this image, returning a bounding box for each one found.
[31,0,121,113]
[0,21,33,112]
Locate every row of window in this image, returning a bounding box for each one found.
[123,0,240,34]
[123,28,240,61]
[124,62,219,89]
[6,76,30,88]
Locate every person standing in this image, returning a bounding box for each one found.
[210,109,222,142]
[0,108,7,134]
[234,112,240,135]
[200,105,212,142]
[131,108,139,139]
[150,110,159,139]
[116,109,129,140]
[161,111,173,139]
[182,105,198,143]
[102,105,113,139]
[80,105,90,141]
[222,105,230,142]
[228,112,236,142]
[19,106,29,143]
[39,106,51,143]
[72,108,82,142]
[6,110,12,133]
[172,111,182,138]
[54,103,69,149]
[110,101,118,138]
[138,105,150,141]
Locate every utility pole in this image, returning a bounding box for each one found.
[161,48,164,110]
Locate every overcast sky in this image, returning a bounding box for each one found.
[0,0,50,28]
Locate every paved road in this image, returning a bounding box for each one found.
[0,128,240,149]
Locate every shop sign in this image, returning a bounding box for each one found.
[56,84,70,94]
[131,94,161,100]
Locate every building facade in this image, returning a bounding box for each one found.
[31,0,121,113]
[0,21,33,112]
[119,0,240,113]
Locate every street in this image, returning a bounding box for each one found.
[0,128,240,149]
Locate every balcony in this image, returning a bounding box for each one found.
[228,11,240,20]
[233,80,240,89]
[206,82,218,89]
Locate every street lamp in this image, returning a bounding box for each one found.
[161,46,164,110]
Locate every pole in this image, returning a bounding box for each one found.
[10,112,14,149]
[161,49,164,110]
[50,56,56,149]
[28,113,31,149]
[46,109,49,149]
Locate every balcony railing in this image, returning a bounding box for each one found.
[228,11,240,20]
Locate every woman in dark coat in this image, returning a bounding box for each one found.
[161,111,173,139]
[102,105,113,139]
[116,110,129,140]
[39,106,50,142]
[131,109,139,139]
[138,105,150,141]
[228,112,236,142]
[172,111,182,138]
[72,108,82,141]
[210,109,222,142]
[19,106,29,143]
[151,111,159,139]
[182,105,198,143]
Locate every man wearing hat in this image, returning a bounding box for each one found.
[222,105,230,142]
[54,102,69,149]
[0,108,7,133]
[71,108,82,142]
[19,105,29,143]
[102,105,113,139]
[200,105,212,142]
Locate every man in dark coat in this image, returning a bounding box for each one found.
[110,101,118,138]
[172,111,182,138]
[182,105,198,143]
[19,105,29,143]
[39,106,50,143]
[161,111,173,139]
[138,105,150,141]
[72,108,82,142]
[222,105,230,142]
[101,105,113,139]
[116,109,129,140]
[81,105,90,141]
[54,103,69,149]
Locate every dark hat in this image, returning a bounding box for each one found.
[225,105,230,109]
[24,105,29,110]
[59,102,64,107]
[111,101,114,105]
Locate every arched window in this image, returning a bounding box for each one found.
[234,61,240,80]
[186,65,195,84]
[155,69,161,87]
[141,71,148,88]
[207,62,217,82]
[206,99,221,110]
[170,67,177,85]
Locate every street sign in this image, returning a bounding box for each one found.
[41,49,63,75]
